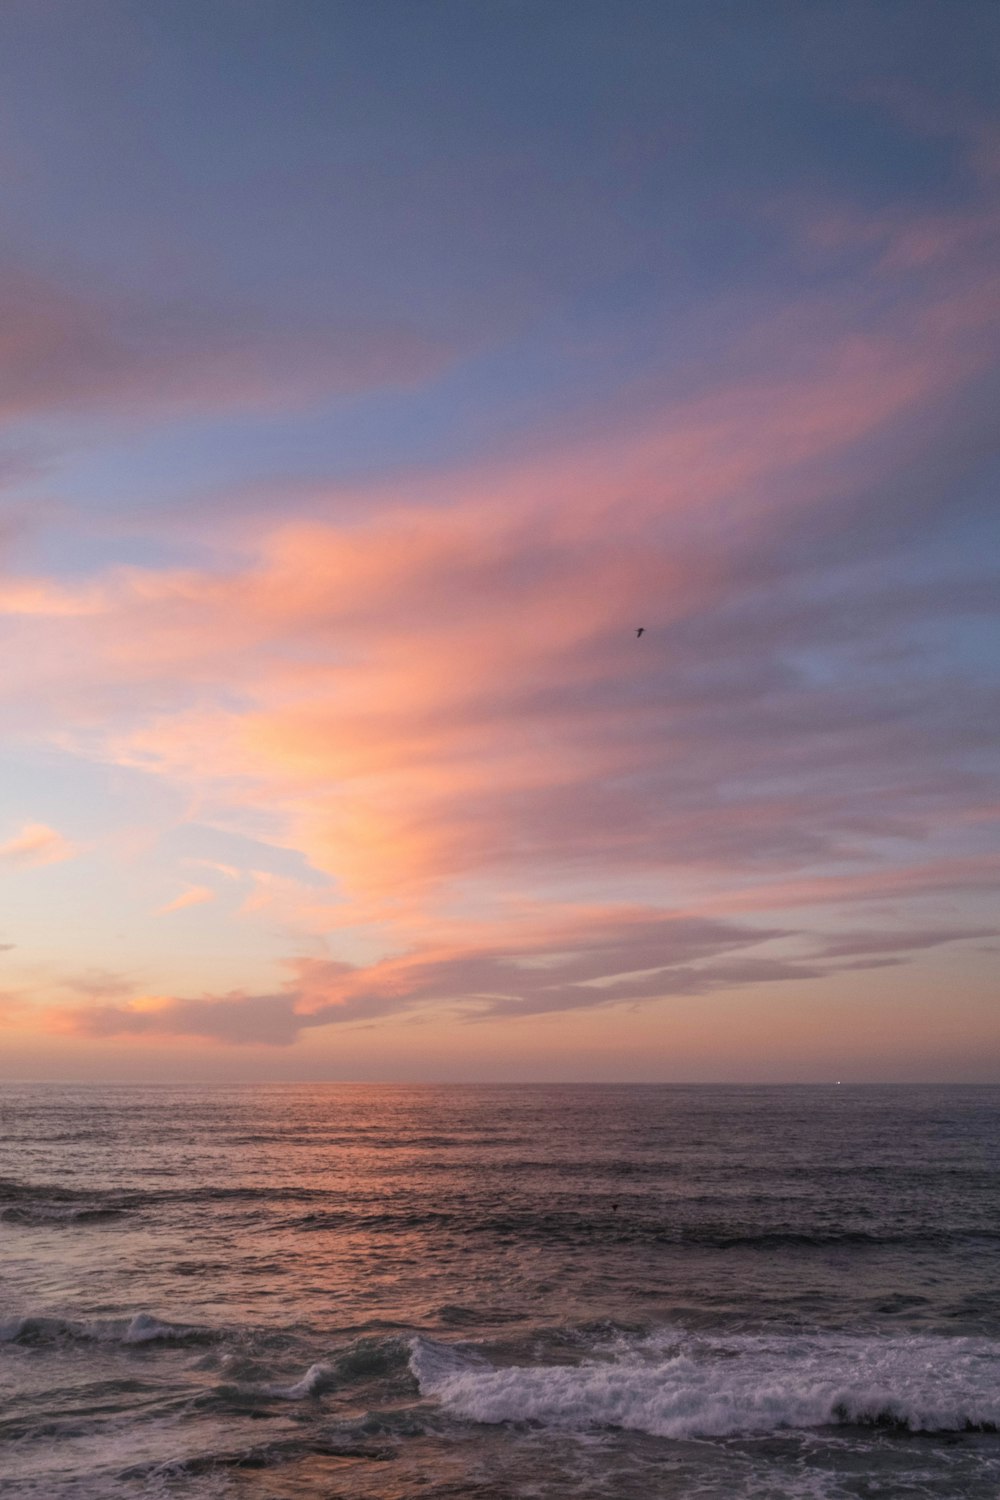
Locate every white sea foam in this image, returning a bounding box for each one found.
[410,1331,1000,1439]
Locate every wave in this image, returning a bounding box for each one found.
[240,1335,411,1400]
[118,1433,399,1482]
[0,1311,217,1347]
[0,1176,98,1202]
[287,1206,1000,1250]
[0,1177,135,1227]
[3,1175,996,1251]
[1,1203,129,1226]
[0,1178,353,1232]
[410,1330,1000,1439]
[0,1177,326,1208]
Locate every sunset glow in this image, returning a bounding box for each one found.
[0,2,997,1080]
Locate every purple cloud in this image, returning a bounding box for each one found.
[59,913,994,1046]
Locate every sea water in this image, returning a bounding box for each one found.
[1,1083,998,1498]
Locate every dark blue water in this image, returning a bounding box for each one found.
[2,1083,999,1497]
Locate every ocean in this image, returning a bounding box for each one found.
[1,1082,998,1498]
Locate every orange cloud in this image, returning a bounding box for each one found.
[0,578,107,617]
[0,823,78,867]
[157,884,216,915]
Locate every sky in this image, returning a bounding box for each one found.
[0,0,997,1082]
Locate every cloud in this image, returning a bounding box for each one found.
[0,170,997,992]
[2,336,996,946]
[710,856,1000,915]
[157,884,216,915]
[59,969,137,999]
[812,926,998,959]
[55,910,786,1043]
[70,990,303,1047]
[0,823,78,867]
[56,906,993,1046]
[184,858,243,881]
[0,260,452,428]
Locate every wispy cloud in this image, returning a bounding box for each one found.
[0,260,454,428]
[184,858,243,882]
[157,884,216,915]
[56,909,993,1046]
[0,823,78,868]
[59,969,137,999]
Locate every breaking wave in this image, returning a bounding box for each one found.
[410,1330,1000,1438]
[0,1312,217,1347]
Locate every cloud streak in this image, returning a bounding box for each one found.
[58,910,993,1046]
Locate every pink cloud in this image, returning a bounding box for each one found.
[0,823,78,867]
[699,856,1000,915]
[54,908,993,1047]
[157,884,216,915]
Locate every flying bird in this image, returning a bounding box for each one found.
[635,627,645,638]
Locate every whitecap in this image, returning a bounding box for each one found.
[410,1330,1000,1438]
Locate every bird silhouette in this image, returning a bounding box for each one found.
[635,627,645,638]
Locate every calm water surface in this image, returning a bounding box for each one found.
[1,1083,999,1498]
